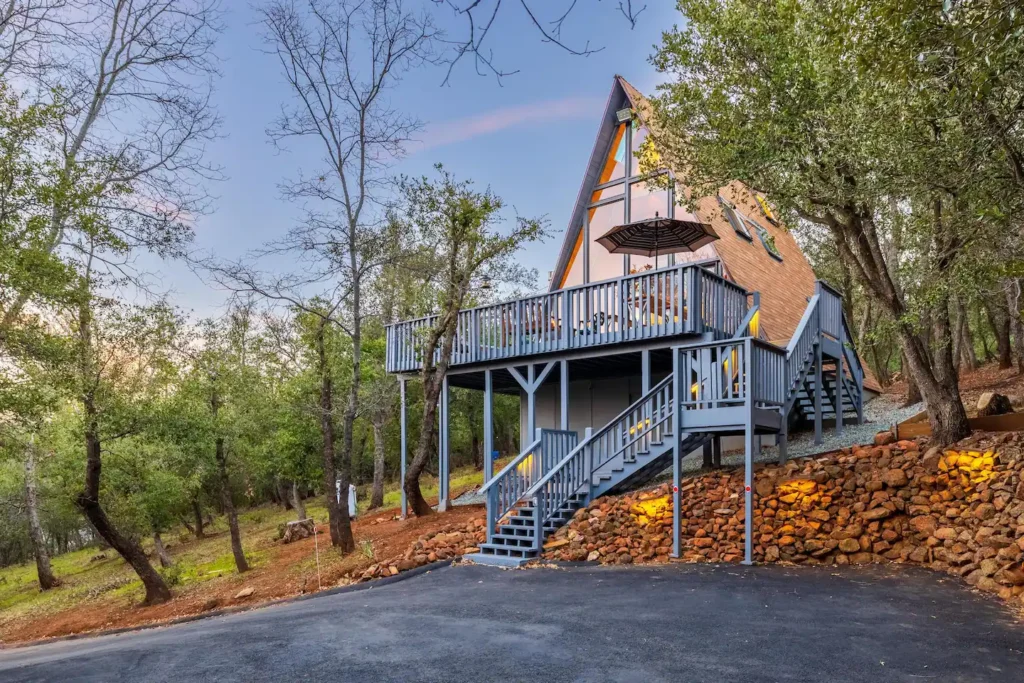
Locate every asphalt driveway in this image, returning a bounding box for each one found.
[0,562,1021,682]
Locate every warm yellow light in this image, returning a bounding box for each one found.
[938,450,996,485]
[631,495,670,526]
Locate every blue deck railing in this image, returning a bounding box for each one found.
[385,263,749,373]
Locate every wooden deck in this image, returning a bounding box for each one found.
[385,264,749,373]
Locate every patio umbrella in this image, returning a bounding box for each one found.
[596,211,719,269]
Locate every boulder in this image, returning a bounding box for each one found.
[873,431,896,446]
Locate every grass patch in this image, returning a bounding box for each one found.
[0,463,487,634]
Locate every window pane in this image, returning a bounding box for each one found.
[597,123,627,184]
[630,122,649,172]
[628,179,669,222]
[591,181,625,203]
[588,200,626,282]
[561,229,584,287]
[627,179,671,272]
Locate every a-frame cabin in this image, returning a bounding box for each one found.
[385,75,876,567]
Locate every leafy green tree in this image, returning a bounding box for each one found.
[644,0,1024,443]
[400,166,546,516]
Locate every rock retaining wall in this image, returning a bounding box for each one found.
[543,431,1024,608]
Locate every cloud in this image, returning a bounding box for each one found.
[410,96,603,153]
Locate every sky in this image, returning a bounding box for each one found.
[154,1,681,318]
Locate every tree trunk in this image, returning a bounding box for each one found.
[956,295,979,371]
[368,421,386,510]
[78,429,171,604]
[191,498,205,539]
[822,206,968,444]
[215,434,249,573]
[902,352,922,405]
[75,296,170,605]
[276,477,293,510]
[153,532,173,568]
[405,317,462,516]
[211,380,248,573]
[985,298,1013,369]
[291,480,307,521]
[1005,278,1024,374]
[316,321,354,550]
[25,441,58,590]
[404,385,439,516]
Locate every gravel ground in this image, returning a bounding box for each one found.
[453,394,923,506]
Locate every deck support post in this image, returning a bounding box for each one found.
[712,437,722,468]
[484,369,494,482]
[400,377,408,519]
[813,330,824,447]
[641,349,651,394]
[509,362,558,451]
[778,418,788,466]
[813,345,823,445]
[743,338,755,566]
[702,440,713,469]
[836,320,845,436]
[671,349,681,559]
[559,360,569,431]
[438,376,451,512]
[526,364,536,448]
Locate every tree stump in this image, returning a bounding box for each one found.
[282,518,315,544]
[978,392,1013,417]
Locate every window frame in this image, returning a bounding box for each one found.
[753,221,784,261]
[718,196,752,241]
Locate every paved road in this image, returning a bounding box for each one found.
[0,563,1021,682]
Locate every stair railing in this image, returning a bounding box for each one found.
[676,337,787,416]
[784,293,821,414]
[522,375,676,549]
[479,428,578,544]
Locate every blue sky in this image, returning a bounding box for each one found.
[158,2,680,317]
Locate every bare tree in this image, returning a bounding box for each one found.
[2,0,223,329]
[0,0,69,78]
[432,0,646,84]
[250,0,434,548]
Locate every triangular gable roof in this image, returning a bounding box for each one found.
[549,75,882,392]
[549,75,638,291]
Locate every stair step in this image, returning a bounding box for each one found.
[477,543,537,558]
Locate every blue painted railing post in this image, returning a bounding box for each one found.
[486,486,496,544]
[813,299,823,446]
[534,487,544,552]
[562,293,572,350]
[687,267,702,334]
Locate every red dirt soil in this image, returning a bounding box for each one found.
[1,504,484,645]
[886,363,1024,416]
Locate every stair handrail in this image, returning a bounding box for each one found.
[521,374,675,547]
[479,430,541,496]
[481,429,543,543]
[784,293,821,413]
